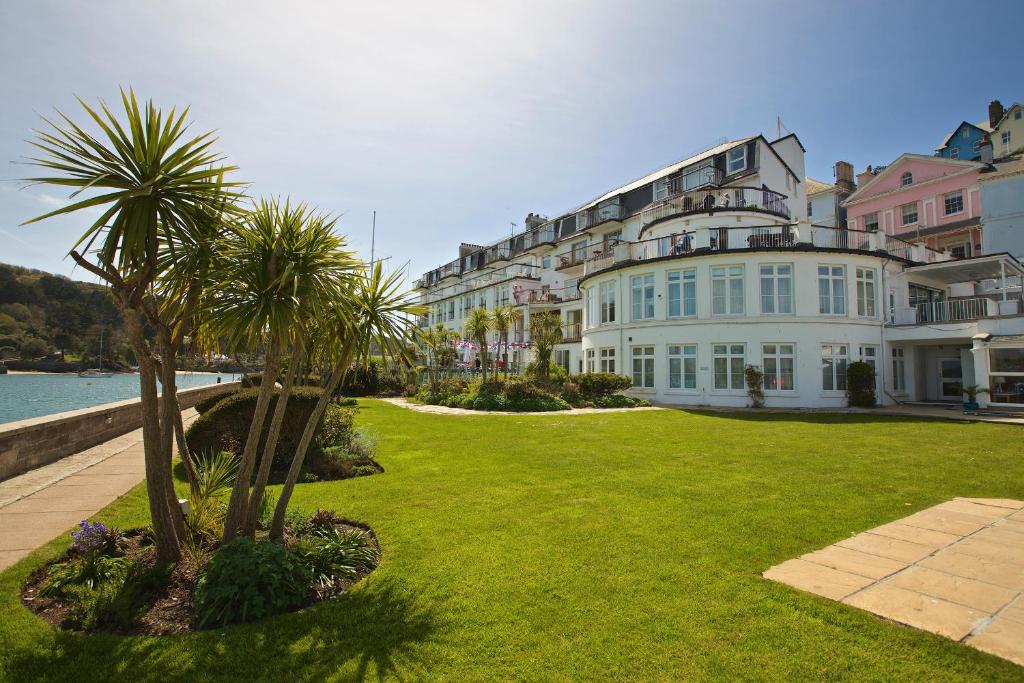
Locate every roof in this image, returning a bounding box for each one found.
[805,177,834,196]
[570,137,755,212]
[905,252,1024,282]
[979,155,1024,183]
[936,120,994,151]
[992,102,1023,130]
[771,133,806,152]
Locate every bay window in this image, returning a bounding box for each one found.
[760,264,793,314]
[818,265,846,315]
[712,265,744,315]
[631,274,655,321]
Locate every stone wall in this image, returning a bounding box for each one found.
[0,381,239,481]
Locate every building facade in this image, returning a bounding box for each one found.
[990,100,1024,158]
[415,133,1024,409]
[980,157,1024,258]
[935,121,992,161]
[845,155,985,257]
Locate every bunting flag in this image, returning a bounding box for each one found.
[451,339,531,351]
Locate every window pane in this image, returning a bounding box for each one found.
[714,357,728,388]
[991,348,1024,372]
[822,358,834,390]
[730,357,744,389]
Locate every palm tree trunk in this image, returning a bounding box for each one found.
[268,346,353,542]
[242,334,304,536]
[223,333,282,542]
[122,311,181,563]
[155,340,200,498]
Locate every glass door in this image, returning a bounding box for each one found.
[938,359,963,399]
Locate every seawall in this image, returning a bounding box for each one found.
[0,381,239,481]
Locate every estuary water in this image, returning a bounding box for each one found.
[0,371,232,425]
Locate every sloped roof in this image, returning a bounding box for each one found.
[570,138,755,212]
[979,155,1024,182]
[992,102,1023,130]
[843,154,985,205]
[936,119,994,150]
[805,177,834,196]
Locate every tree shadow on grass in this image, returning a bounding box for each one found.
[674,407,985,427]
[8,576,445,682]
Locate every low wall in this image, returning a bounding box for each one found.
[0,381,240,482]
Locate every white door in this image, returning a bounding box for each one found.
[938,359,962,399]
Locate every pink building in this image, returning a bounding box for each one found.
[844,154,985,258]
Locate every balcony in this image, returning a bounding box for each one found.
[576,203,627,231]
[513,283,581,305]
[582,226,941,278]
[665,166,724,195]
[639,186,790,229]
[561,321,582,343]
[914,297,1005,324]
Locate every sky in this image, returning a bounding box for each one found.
[1,0,1022,284]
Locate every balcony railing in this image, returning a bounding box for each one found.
[562,322,582,342]
[513,284,581,305]
[665,166,724,195]
[576,203,627,231]
[915,297,996,324]
[640,186,790,228]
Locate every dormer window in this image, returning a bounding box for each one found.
[900,172,913,187]
[726,146,747,174]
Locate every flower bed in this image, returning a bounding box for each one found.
[22,513,379,635]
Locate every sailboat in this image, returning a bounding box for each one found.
[79,329,113,378]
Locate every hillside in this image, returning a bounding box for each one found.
[0,262,129,366]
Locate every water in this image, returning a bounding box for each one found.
[0,372,233,425]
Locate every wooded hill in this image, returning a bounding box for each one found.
[0,262,130,365]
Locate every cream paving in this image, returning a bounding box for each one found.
[379,396,663,416]
[764,497,1024,667]
[0,409,198,571]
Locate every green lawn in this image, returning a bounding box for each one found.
[2,401,1023,681]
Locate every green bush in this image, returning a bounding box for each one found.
[194,390,236,415]
[294,527,379,591]
[194,538,311,628]
[575,372,632,397]
[240,373,264,388]
[590,394,651,408]
[525,360,568,384]
[184,388,330,471]
[316,403,357,450]
[351,465,379,477]
[62,560,171,631]
[847,361,877,408]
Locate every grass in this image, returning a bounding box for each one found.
[2,401,1024,681]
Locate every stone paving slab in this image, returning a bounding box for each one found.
[764,498,1024,668]
[0,410,197,571]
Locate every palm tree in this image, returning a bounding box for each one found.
[490,305,521,377]
[268,263,423,541]
[465,307,493,382]
[419,323,459,384]
[22,90,242,562]
[203,199,355,541]
[529,311,563,380]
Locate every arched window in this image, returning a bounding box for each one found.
[900,172,913,187]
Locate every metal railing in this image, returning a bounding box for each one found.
[562,322,582,342]
[640,186,790,228]
[513,284,581,304]
[576,203,627,230]
[810,226,872,251]
[915,297,993,323]
[666,166,724,195]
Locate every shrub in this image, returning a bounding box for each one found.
[240,373,264,388]
[40,555,130,597]
[62,560,171,631]
[525,360,568,384]
[194,538,311,628]
[185,387,329,471]
[590,394,650,408]
[294,528,379,591]
[194,391,236,415]
[70,520,121,560]
[316,403,357,450]
[575,372,632,397]
[847,361,877,408]
[351,465,379,477]
[744,365,765,408]
[308,509,344,533]
[335,397,358,407]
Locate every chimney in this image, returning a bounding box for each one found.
[524,212,546,230]
[979,133,994,165]
[834,161,855,192]
[856,165,875,189]
[989,100,1005,129]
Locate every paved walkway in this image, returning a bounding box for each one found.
[378,397,664,416]
[0,409,198,571]
[764,498,1024,666]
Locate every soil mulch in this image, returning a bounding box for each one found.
[21,521,379,636]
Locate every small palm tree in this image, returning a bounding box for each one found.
[22,90,242,562]
[490,305,521,377]
[420,323,459,384]
[464,307,493,382]
[530,311,563,380]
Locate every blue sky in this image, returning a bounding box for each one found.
[1,0,1022,283]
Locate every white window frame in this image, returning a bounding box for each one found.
[668,344,698,390]
[892,347,906,393]
[631,273,656,321]
[726,146,748,174]
[821,343,849,392]
[901,202,918,225]
[1003,131,1012,154]
[712,343,746,391]
[855,267,877,318]
[653,178,670,201]
[901,172,913,187]
[631,345,655,389]
[599,347,616,373]
[864,212,879,232]
[585,348,595,373]
[943,191,964,216]
[598,280,616,324]
[760,263,794,315]
[711,265,744,316]
[818,265,846,315]
[555,349,570,373]
[667,269,696,318]
[762,343,796,392]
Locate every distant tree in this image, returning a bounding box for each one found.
[19,337,49,359]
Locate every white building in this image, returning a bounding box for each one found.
[415,133,1024,409]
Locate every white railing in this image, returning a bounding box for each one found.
[915,297,994,323]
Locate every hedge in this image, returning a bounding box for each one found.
[846,361,877,408]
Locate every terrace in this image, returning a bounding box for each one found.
[640,185,790,229]
[891,254,1024,326]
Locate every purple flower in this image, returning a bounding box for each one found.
[70,520,114,557]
